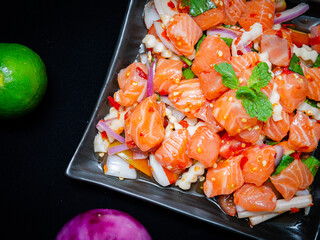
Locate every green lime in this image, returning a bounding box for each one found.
[0,43,47,118]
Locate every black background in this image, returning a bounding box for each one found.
[0,1,318,239]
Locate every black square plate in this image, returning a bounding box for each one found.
[66,1,320,239]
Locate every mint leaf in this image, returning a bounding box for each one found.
[266,141,279,146]
[181,0,190,7]
[214,62,239,89]
[247,62,272,90]
[221,37,233,47]
[314,54,320,68]
[302,156,320,177]
[272,155,295,176]
[305,98,320,109]
[180,56,193,67]
[237,88,273,121]
[182,68,195,80]
[196,34,206,52]
[288,53,304,75]
[189,0,216,17]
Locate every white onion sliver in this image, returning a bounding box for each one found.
[274,145,284,167]
[167,105,185,123]
[143,0,160,29]
[154,21,180,55]
[295,189,310,196]
[149,154,170,187]
[154,0,178,26]
[105,155,137,179]
[160,96,175,108]
[274,3,309,25]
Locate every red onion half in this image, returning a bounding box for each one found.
[274,3,309,25]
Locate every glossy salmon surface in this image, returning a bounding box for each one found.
[193,6,225,31]
[233,183,277,211]
[223,0,246,25]
[263,110,292,142]
[301,63,320,101]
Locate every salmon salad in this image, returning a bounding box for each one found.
[94,0,320,226]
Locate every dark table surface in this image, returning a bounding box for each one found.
[1,1,318,240]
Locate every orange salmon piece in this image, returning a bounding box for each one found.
[241,145,276,186]
[270,159,314,200]
[168,78,206,118]
[235,121,262,144]
[223,0,246,25]
[188,126,221,168]
[261,29,292,67]
[275,71,307,113]
[193,6,225,31]
[233,183,277,212]
[166,13,203,56]
[288,111,320,153]
[125,94,165,152]
[154,128,192,174]
[263,110,292,142]
[220,132,252,159]
[203,155,244,198]
[114,62,148,106]
[213,90,258,136]
[238,0,275,31]
[198,69,229,100]
[301,63,320,101]
[191,35,231,76]
[194,101,224,133]
[231,52,260,77]
[310,25,320,53]
[153,58,183,95]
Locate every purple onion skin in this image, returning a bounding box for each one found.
[56,209,152,240]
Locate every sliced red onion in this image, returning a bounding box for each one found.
[154,21,180,55]
[144,0,160,29]
[132,150,148,160]
[274,145,284,167]
[159,96,175,107]
[104,117,117,122]
[96,120,125,143]
[108,143,130,155]
[147,57,157,97]
[207,27,239,39]
[274,3,309,25]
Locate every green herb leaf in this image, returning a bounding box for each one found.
[314,54,320,68]
[288,53,304,75]
[214,62,239,89]
[189,0,216,17]
[181,0,190,7]
[155,92,160,101]
[196,34,206,52]
[182,68,196,80]
[236,88,273,121]
[272,155,295,176]
[221,37,233,47]
[180,56,193,67]
[222,24,232,28]
[247,62,272,90]
[302,156,320,177]
[266,141,279,146]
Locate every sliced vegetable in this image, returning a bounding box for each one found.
[56,209,151,240]
[143,0,160,29]
[104,155,137,179]
[153,21,180,55]
[182,68,196,79]
[110,141,152,177]
[108,96,121,110]
[221,37,233,47]
[195,34,206,52]
[272,155,295,176]
[147,57,157,97]
[314,54,320,68]
[108,143,130,155]
[304,98,320,109]
[180,55,193,66]
[274,3,309,25]
[189,0,216,17]
[207,27,239,39]
[96,120,125,143]
[302,156,320,177]
[288,53,304,76]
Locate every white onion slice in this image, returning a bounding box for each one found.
[154,0,179,26]
[149,154,170,187]
[167,105,185,123]
[297,101,320,120]
[154,21,180,55]
[105,155,137,179]
[144,0,160,29]
[274,3,309,25]
[160,96,175,107]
